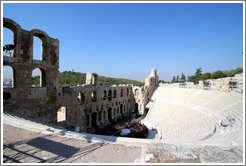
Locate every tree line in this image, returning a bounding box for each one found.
[158,67,243,84]
[32,70,145,87]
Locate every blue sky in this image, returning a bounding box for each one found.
[2,2,244,82]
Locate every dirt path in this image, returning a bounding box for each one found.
[3,124,143,163]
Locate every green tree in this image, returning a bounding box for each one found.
[171,76,176,83]
[211,70,225,79]
[195,68,202,78]
[176,75,179,83]
[200,72,211,80]
[180,73,186,82]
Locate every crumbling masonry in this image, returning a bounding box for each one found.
[3,18,158,132]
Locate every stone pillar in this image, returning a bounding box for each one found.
[86,72,98,85]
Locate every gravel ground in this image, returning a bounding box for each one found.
[3,124,142,163]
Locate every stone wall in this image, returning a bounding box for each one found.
[3,18,59,123]
[159,73,243,93]
[56,73,134,132]
[3,18,159,133]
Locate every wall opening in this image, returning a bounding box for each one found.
[103,90,107,100]
[135,89,139,96]
[108,90,112,101]
[32,68,46,87]
[57,106,66,123]
[120,89,123,97]
[229,81,238,90]
[127,88,129,96]
[78,92,85,103]
[108,107,112,122]
[91,112,97,128]
[33,36,42,60]
[3,66,15,88]
[134,103,139,113]
[91,91,97,102]
[113,89,117,98]
[3,27,15,57]
[120,104,123,115]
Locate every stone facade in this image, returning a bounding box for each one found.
[3,17,59,123]
[3,18,159,132]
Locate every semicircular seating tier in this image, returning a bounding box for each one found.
[145,86,243,145]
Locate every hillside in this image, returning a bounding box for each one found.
[32,71,145,87]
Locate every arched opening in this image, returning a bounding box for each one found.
[127,88,129,96]
[33,36,42,60]
[134,103,139,113]
[120,89,123,97]
[91,112,97,128]
[113,89,117,98]
[120,104,123,115]
[78,92,85,103]
[135,89,139,96]
[91,91,97,102]
[3,27,14,57]
[108,107,112,122]
[32,68,46,87]
[3,66,15,88]
[103,90,107,100]
[108,90,112,101]
[57,106,66,123]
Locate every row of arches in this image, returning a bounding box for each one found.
[3,65,46,87]
[3,18,51,61]
[3,27,44,60]
[77,88,130,103]
[86,104,130,128]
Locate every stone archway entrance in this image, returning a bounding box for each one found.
[120,104,123,115]
[91,112,97,128]
[134,103,138,113]
[108,107,112,122]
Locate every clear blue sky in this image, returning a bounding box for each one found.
[2,2,244,82]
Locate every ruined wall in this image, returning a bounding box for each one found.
[159,73,243,93]
[3,18,159,133]
[56,72,134,132]
[133,69,159,115]
[3,18,59,123]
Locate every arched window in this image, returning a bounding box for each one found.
[113,89,117,98]
[33,36,42,60]
[135,89,139,96]
[103,90,107,100]
[78,92,85,103]
[127,88,129,96]
[32,68,46,87]
[91,91,97,102]
[108,90,112,101]
[57,106,66,122]
[120,89,123,97]
[3,66,15,88]
[3,27,14,57]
